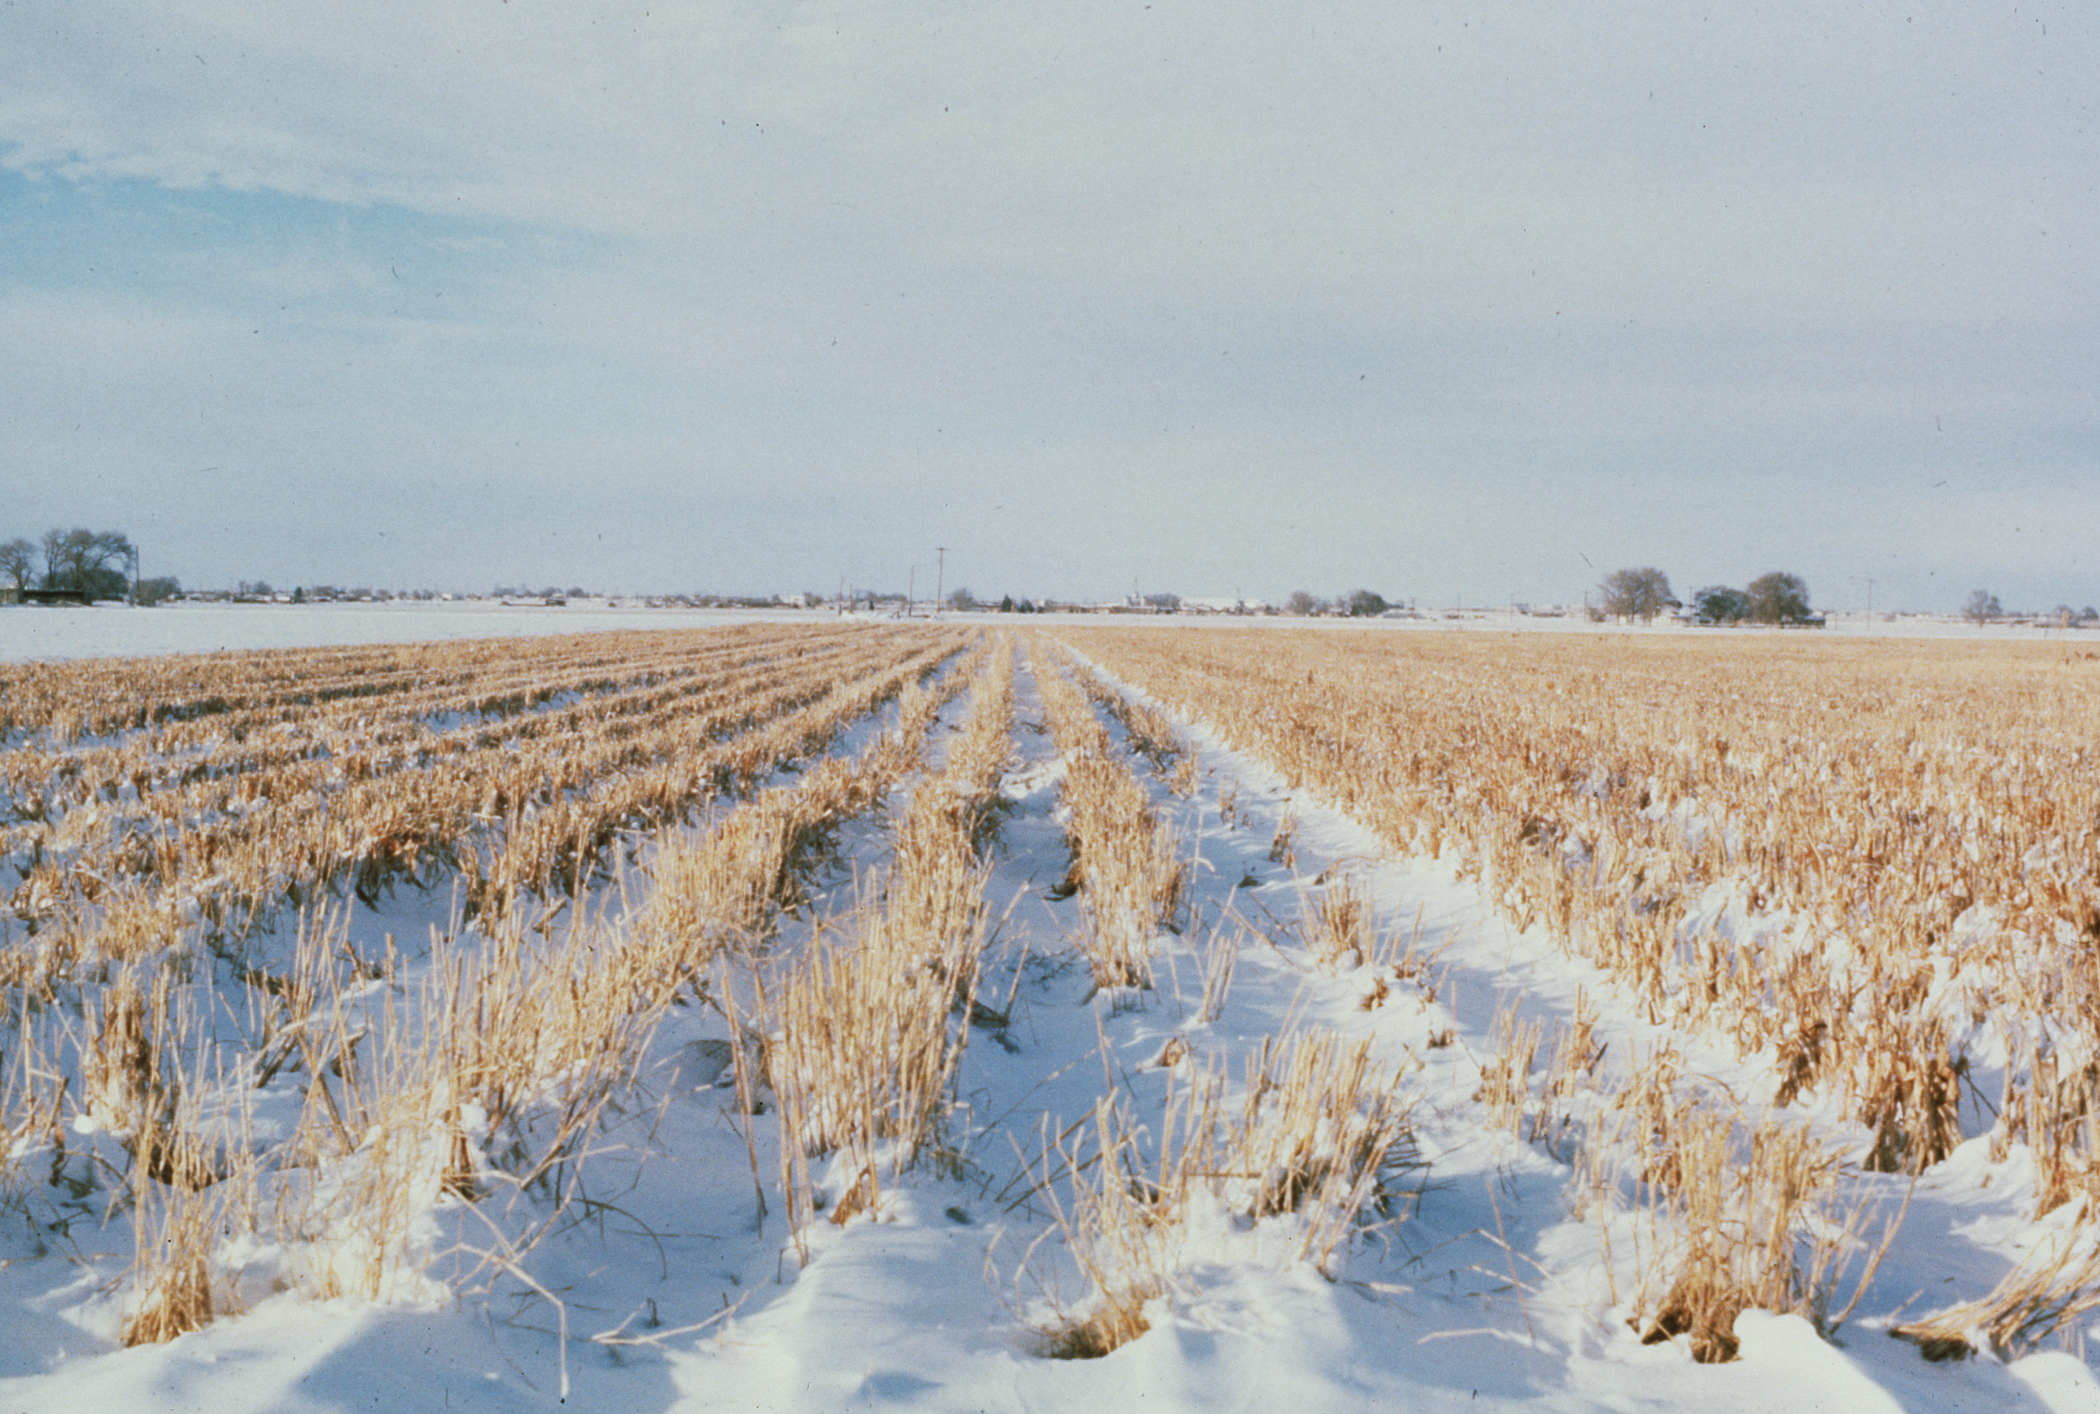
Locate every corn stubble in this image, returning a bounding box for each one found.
[766,641,1015,1248]
[1060,625,2100,1359]
[1570,1059,1902,1363]
[20,614,2097,1368]
[1032,643,1188,990]
[5,622,963,981]
[1030,1031,1418,1358]
[0,624,978,1343]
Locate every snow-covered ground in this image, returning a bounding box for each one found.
[3,633,2096,1413]
[0,601,828,663]
[2,601,2085,667]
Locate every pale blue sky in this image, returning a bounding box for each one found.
[3,1,2094,610]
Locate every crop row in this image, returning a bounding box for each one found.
[1032,641,1189,989]
[0,624,863,815]
[1057,628,2100,1201]
[3,624,965,987]
[0,623,857,742]
[2,624,988,1349]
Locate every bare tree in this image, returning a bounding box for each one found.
[1598,567,1673,622]
[38,528,69,588]
[92,530,134,599]
[39,527,134,597]
[1962,589,2002,625]
[1746,571,1811,624]
[0,538,35,594]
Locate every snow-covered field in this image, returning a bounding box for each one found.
[0,601,818,663]
[2,624,2097,1413]
[0,600,2082,668]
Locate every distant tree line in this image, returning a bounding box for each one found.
[1959,591,2099,627]
[1695,572,1811,624]
[0,527,179,605]
[491,584,589,601]
[948,588,1044,612]
[1284,589,1395,617]
[1595,567,1814,625]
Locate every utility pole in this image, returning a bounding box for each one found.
[1853,576,1876,622]
[935,546,947,617]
